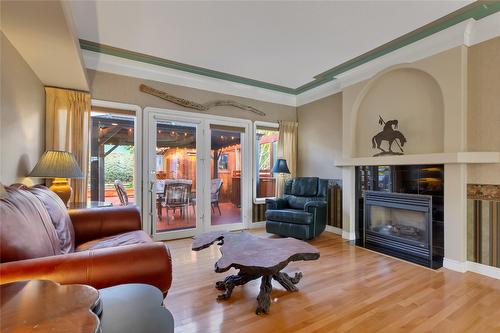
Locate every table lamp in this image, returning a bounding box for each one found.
[272,158,290,197]
[29,150,84,206]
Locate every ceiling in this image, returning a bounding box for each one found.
[68,1,472,90]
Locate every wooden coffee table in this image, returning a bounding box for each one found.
[192,231,320,314]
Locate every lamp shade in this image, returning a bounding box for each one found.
[29,150,83,179]
[272,158,290,174]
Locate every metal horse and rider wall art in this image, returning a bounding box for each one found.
[372,116,407,157]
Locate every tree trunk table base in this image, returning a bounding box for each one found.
[192,231,320,315]
[215,271,303,314]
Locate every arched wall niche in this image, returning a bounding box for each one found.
[352,67,445,157]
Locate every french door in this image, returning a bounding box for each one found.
[144,108,251,241]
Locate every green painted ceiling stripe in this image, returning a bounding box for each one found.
[80,39,296,95]
[80,1,500,96]
[312,1,500,82]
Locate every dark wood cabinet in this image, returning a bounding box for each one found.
[258,177,276,198]
[231,176,241,207]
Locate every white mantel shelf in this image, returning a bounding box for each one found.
[336,152,500,167]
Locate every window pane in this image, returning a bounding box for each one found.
[155,121,197,232]
[211,129,242,225]
[255,126,279,199]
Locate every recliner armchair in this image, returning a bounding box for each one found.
[265,177,328,240]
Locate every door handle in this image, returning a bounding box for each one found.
[149,180,155,217]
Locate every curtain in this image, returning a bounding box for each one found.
[276,120,298,197]
[45,87,91,204]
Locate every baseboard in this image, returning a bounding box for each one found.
[248,221,266,229]
[325,225,343,235]
[466,261,500,280]
[442,258,467,273]
[342,230,356,241]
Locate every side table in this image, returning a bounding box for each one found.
[99,284,174,333]
[0,280,101,333]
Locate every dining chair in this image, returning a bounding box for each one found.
[189,179,223,216]
[210,179,223,215]
[114,180,129,206]
[162,182,191,223]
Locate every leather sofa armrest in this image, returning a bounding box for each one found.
[0,242,172,295]
[265,198,288,210]
[69,206,142,245]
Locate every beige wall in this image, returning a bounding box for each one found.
[355,68,444,157]
[343,46,467,159]
[467,37,500,185]
[87,70,297,122]
[297,93,342,179]
[0,32,45,185]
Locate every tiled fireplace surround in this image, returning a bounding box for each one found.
[334,47,500,278]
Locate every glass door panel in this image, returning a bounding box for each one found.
[209,125,244,227]
[146,108,251,239]
[88,111,137,206]
[151,117,200,239]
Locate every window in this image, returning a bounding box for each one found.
[254,122,279,201]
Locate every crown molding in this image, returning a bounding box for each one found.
[82,50,297,106]
[312,1,500,82]
[296,10,500,107]
[80,39,295,95]
[465,8,500,45]
[81,3,500,107]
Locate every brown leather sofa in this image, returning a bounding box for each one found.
[0,185,172,295]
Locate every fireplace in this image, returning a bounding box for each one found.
[364,191,442,268]
[356,165,444,268]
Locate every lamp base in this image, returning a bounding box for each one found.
[49,178,72,207]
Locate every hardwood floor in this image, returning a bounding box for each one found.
[164,230,500,333]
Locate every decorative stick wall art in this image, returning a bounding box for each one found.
[139,84,266,116]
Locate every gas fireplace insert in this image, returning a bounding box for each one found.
[364,191,442,268]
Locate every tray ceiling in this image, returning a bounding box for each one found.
[68,1,473,90]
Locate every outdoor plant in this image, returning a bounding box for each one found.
[104,145,134,185]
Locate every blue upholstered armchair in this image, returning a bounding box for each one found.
[265,177,328,240]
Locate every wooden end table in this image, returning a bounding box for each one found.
[192,231,320,314]
[0,280,101,333]
[0,281,174,333]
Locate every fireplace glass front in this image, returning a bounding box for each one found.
[367,205,429,247]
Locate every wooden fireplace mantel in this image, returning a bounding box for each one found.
[336,152,500,167]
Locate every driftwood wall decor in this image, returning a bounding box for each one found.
[140,84,266,116]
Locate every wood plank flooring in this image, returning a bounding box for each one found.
[164,230,500,333]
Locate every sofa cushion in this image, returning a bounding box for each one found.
[289,177,319,197]
[0,186,61,262]
[76,230,153,252]
[266,209,313,225]
[28,185,75,253]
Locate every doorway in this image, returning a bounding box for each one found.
[144,108,251,240]
[88,101,142,207]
